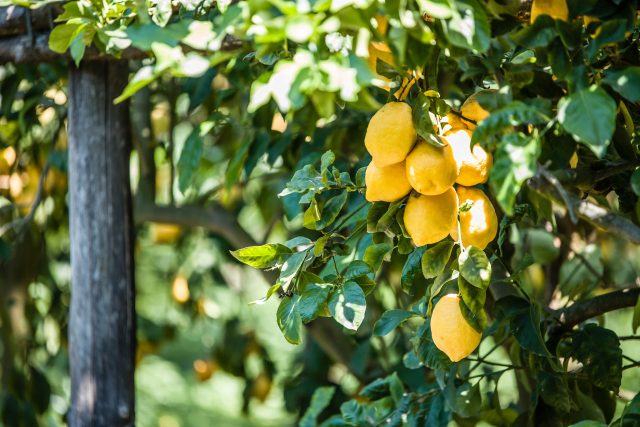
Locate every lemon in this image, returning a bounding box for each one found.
[431,294,482,362]
[404,188,457,246]
[172,275,190,303]
[450,186,498,250]
[445,129,493,186]
[365,160,412,202]
[530,0,568,23]
[441,112,469,133]
[405,138,459,196]
[460,91,492,129]
[365,102,417,167]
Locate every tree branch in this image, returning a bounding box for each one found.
[528,173,640,245]
[550,287,640,336]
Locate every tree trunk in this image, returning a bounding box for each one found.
[67,61,135,427]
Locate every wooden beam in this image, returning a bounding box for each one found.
[67,60,135,427]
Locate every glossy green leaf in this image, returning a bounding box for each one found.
[277,295,303,344]
[401,247,426,292]
[300,386,335,427]
[363,242,393,272]
[422,240,455,279]
[558,85,616,158]
[373,309,415,336]
[459,246,491,289]
[328,281,366,331]
[230,244,293,268]
[298,282,332,323]
[603,67,640,103]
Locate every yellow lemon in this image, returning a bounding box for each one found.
[151,223,182,244]
[403,188,457,246]
[530,0,568,23]
[460,91,493,129]
[450,186,498,250]
[440,112,469,133]
[405,138,459,196]
[431,294,482,362]
[445,129,493,186]
[365,102,417,167]
[365,160,412,202]
[172,275,190,303]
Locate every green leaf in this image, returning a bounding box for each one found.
[631,169,640,197]
[279,250,309,292]
[277,295,303,344]
[363,242,393,272]
[458,276,487,332]
[249,283,281,305]
[603,67,640,103]
[314,191,348,230]
[539,372,575,414]
[632,294,640,333]
[115,66,158,103]
[328,281,366,331]
[373,310,415,336]
[459,246,491,289]
[422,240,455,279]
[494,296,548,356]
[511,14,557,47]
[300,386,335,427]
[490,132,540,215]
[413,320,451,370]
[343,260,372,281]
[471,100,550,149]
[445,0,490,53]
[48,23,85,53]
[298,282,332,323]
[230,244,293,268]
[177,128,203,193]
[558,85,616,158]
[367,202,390,233]
[401,247,426,292]
[152,0,172,27]
[568,422,607,427]
[564,324,622,392]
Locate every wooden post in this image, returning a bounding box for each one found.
[67,61,135,427]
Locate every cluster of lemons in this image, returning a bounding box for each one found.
[364,95,498,252]
[363,96,499,361]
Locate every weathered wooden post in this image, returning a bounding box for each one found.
[67,61,135,427]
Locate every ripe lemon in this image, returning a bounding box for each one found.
[365,160,412,202]
[172,275,190,303]
[441,112,468,133]
[445,129,493,186]
[365,102,417,167]
[431,294,482,362]
[450,186,498,250]
[530,0,568,23]
[405,138,459,196]
[460,91,492,129]
[404,188,457,246]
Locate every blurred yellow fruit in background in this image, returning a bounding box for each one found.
[530,0,568,23]
[172,275,190,304]
[460,91,492,129]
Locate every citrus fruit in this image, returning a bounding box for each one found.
[530,0,568,23]
[172,275,190,303]
[365,160,412,202]
[445,129,493,186]
[450,186,498,250]
[365,102,416,167]
[404,188,457,246]
[431,294,482,362]
[460,91,492,129]
[441,112,468,133]
[405,138,459,196]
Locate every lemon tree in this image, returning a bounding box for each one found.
[2,0,640,426]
